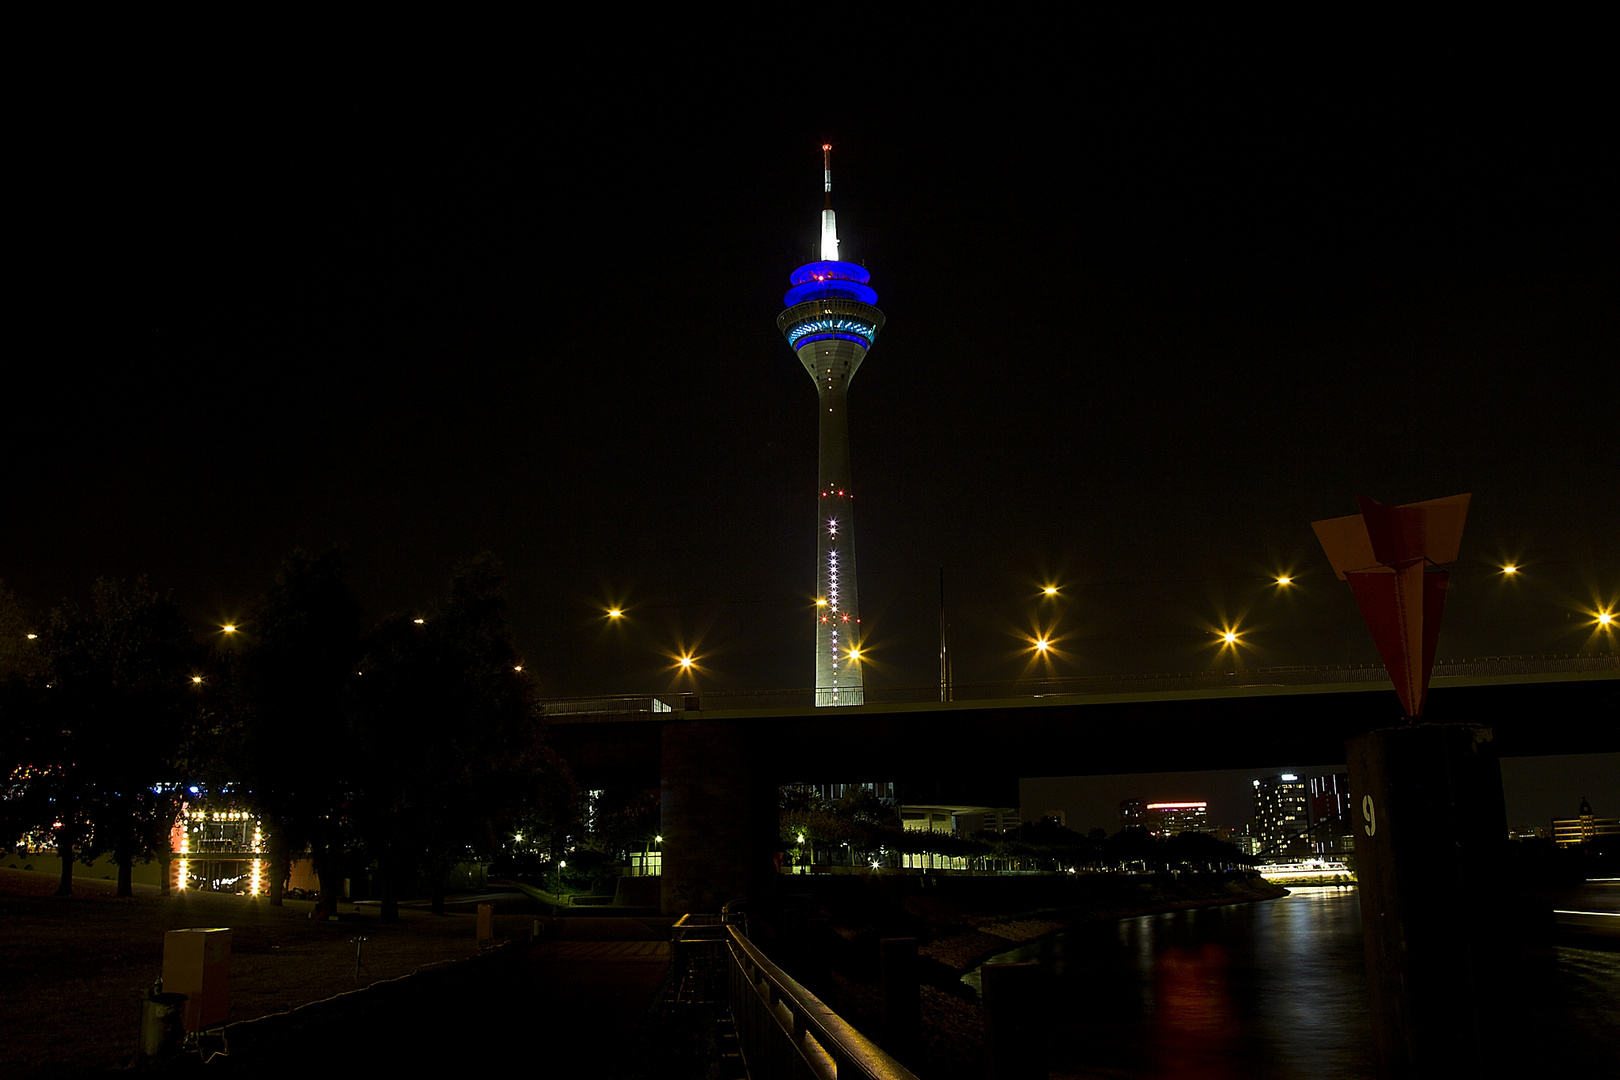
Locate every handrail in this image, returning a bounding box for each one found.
[726,924,918,1080]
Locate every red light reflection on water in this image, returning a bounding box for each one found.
[1152,943,1237,1078]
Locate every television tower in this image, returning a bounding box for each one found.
[778,144,886,707]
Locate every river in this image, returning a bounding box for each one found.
[963,885,1619,1077]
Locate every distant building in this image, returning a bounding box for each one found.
[1253,774,1311,858]
[1146,801,1210,837]
[1308,773,1356,858]
[1119,798,1146,832]
[1041,809,1067,828]
[1221,825,1261,857]
[803,781,897,805]
[899,804,1018,834]
[1551,798,1620,847]
[1255,772,1355,860]
[788,780,1017,838]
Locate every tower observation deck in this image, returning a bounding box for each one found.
[777,145,885,707]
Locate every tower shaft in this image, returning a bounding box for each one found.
[778,148,884,707]
[805,340,864,706]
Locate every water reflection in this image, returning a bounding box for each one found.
[966,886,1620,1076]
[965,887,1371,1078]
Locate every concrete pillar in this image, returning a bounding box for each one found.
[880,937,919,1060]
[1348,722,1512,1078]
[659,718,777,916]
[982,961,1046,1080]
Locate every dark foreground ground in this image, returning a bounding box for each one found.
[0,869,690,1079]
[2,867,1293,1079]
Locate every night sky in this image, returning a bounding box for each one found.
[9,26,1615,825]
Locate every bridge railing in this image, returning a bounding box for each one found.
[545,652,1615,714]
[724,922,918,1080]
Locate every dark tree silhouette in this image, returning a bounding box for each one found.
[349,554,548,917]
[22,579,197,896]
[226,549,362,909]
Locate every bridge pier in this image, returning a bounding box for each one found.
[1348,722,1516,1078]
[659,718,778,916]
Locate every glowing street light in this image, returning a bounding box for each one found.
[607,609,623,618]
[221,625,237,634]
[1501,564,1518,575]
[1033,637,1051,653]
[1598,611,1615,629]
[1042,585,1059,597]
[1275,575,1293,586]
[1221,630,1240,645]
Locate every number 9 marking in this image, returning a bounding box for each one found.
[1362,795,1376,837]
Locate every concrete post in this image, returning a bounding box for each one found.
[1348,722,1512,1078]
[880,937,919,1060]
[982,961,1046,1080]
[659,718,776,916]
[804,916,831,992]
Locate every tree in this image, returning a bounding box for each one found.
[1,583,52,864]
[349,554,547,917]
[1165,830,1249,871]
[225,549,362,909]
[1106,826,1165,872]
[23,579,197,896]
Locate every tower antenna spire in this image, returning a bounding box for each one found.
[820,143,838,261]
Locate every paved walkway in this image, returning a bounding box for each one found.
[148,920,685,1077]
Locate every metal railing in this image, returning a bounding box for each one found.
[669,913,739,1006]
[725,923,917,1080]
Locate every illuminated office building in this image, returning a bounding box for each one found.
[1119,798,1146,831]
[1552,797,1620,847]
[1146,801,1210,837]
[1253,773,1310,858]
[1253,772,1355,859]
[1308,772,1355,857]
[778,145,885,706]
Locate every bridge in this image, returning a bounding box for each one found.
[544,655,1618,910]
